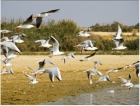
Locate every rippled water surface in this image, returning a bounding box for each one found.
[44,85,139,105]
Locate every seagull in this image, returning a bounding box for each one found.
[113,25,123,39]
[126,61,139,68]
[35,37,52,48]
[106,67,125,74]
[24,72,38,84]
[95,74,112,86]
[128,84,139,90]
[74,40,94,49]
[118,74,133,87]
[28,59,55,74]
[85,60,102,84]
[76,27,90,37]
[79,51,97,61]
[86,68,103,84]
[0,41,21,53]
[62,52,75,64]
[1,45,17,61]
[48,36,64,57]
[82,41,98,52]
[34,9,60,29]
[112,38,127,50]
[15,14,34,30]
[0,68,14,75]
[0,30,13,39]
[34,67,62,82]
[10,33,26,43]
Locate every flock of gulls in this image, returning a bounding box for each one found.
[0,9,139,91]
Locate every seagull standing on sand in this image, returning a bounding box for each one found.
[34,9,60,29]
[15,14,34,30]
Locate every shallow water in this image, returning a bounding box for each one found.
[43,85,139,105]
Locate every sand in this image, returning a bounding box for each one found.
[1,55,139,105]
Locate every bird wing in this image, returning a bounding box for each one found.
[41,9,60,14]
[24,73,34,81]
[48,73,54,82]
[36,17,43,29]
[85,51,97,58]
[112,39,119,47]
[35,40,46,45]
[127,74,131,83]
[0,41,20,53]
[116,25,122,38]
[118,39,124,47]
[50,36,59,52]
[45,59,55,65]
[22,14,33,25]
[118,77,127,84]
[28,66,36,73]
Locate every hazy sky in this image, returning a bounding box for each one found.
[1,1,139,27]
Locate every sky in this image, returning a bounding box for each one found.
[1,1,139,27]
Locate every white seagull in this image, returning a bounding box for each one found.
[1,45,18,61]
[15,14,34,30]
[85,60,103,84]
[112,39,127,50]
[48,36,64,57]
[24,72,38,84]
[106,67,125,74]
[0,68,14,75]
[95,74,112,86]
[34,67,62,82]
[79,51,97,61]
[76,27,90,37]
[28,59,55,74]
[10,33,26,43]
[62,52,75,64]
[118,74,133,87]
[34,9,60,29]
[35,37,52,48]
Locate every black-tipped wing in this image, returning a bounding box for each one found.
[22,14,33,25]
[85,51,97,58]
[41,9,60,14]
[36,17,43,29]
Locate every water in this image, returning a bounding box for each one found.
[43,85,139,105]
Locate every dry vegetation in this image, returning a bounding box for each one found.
[1,55,139,105]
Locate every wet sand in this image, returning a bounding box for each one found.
[44,85,139,105]
[1,55,139,105]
